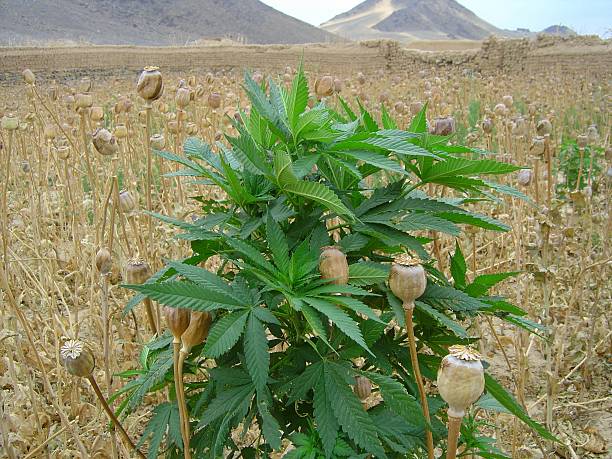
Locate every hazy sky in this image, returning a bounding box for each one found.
[260,0,611,36]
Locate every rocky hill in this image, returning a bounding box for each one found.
[0,0,341,46]
[321,0,503,41]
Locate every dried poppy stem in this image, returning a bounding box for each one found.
[165,306,191,456]
[404,305,435,459]
[87,376,146,459]
[389,261,434,459]
[0,268,88,456]
[177,311,212,458]
[145,104,153,258]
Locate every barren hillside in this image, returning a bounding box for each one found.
[0,0,341,46]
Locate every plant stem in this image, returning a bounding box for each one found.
[145,104,153,259]
[177,350,192,459]
[173,341,189,458]
[87,376,146,459]
[101,274,119,459]
[446,415,463,459]
[404,302,434,459]
[144,298,159,336]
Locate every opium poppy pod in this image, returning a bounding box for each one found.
[61,340,95,378]
[437,345,485,418]
[388,262,427,308]
[319,246,349,285]
[137,66,163,102]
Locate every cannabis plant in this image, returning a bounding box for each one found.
[122,66,556,458]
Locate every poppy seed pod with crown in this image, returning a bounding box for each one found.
[388,261,427,308]
[92,128,119,156]
[432,116,456,136]
[175,81,191,109]
[137,67,163,102]
[61,340,95,377]
[437,345,485,459]
[114,123,128,139]
[482,117,493,134]
[150,133,165,150]
[392,257,434,458]
[536,119,552,136]
[315,76,334,98]
[437,346,485,418]
[319,246,349,285]
[208,92,222,109]
[118,189,137,214]
[126,259,151,285]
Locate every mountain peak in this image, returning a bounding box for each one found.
[322,0,501,41]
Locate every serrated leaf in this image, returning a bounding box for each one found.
[450,241,467,290]
[314,376,340,458]
[465,272,520,297]
[257,394,282,450]
[415,301,468,338]
[266,215,290,273]
[337,95,358,121]
[199,383,254,428]
[244,314,269,392]
[285,180,353,219]
[348,262,390,286]
[327,296,384,324]
[338,150,407,175]
[127,350,173,413]
[138,402,172,458]
[167,261,246,305]
[436,211,510,232]
[380,103,397,130]
[398,213,461,236]
[274,149,297,187]
[285,63,309,132]
[226,237,277,275]
[363,372,425,428]
[126,282,238,312]
[184,136,222,171]
[421,284,491,312]
[300,303,329,342]
[421,158,522,182]
[286,361,323,404]
[409,102,428,133]
[338,233,369,253]
[485,373,558,442]
[357,99,378,132]
[253,306,281,325]
[203,310,249,358]
[303,298,371,353]
[324,363,386,458]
